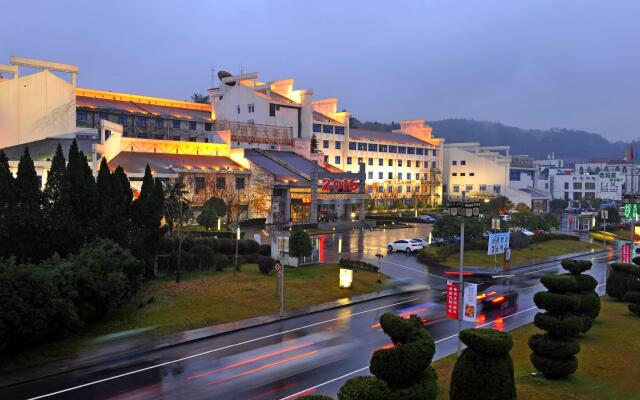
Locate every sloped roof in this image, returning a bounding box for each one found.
[244,149,308,183]
[313,111,342,124]
[349,128,435,147]
[77,96,213,123]
[108,151,242,176]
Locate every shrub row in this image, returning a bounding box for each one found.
[338,257,379,272]
[0,239,144,355]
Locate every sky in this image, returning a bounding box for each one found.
[1,0,639,141]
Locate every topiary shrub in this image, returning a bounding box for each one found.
[561,259,601,332]
[257,256,275,275]
[624,291,640,316]
[259,244,271,256]
[218,238,235,255]
[212,254,230,271]
[338,313,437,400]
[450,329,515,400]
[606,263,638,300]
[529,274,581,378]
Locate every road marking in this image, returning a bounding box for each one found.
[26,297,421,400]
[379,259,448,280]
[524,265,561,275]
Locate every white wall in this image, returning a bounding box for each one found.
[443,145,509,197]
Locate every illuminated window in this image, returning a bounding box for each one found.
[335,126,345,135]
[236,177,245,189]
[335,156,341,164]
[335,141,341,149]
[216,177,226,189]
[313,124,322,133]
[172,120,180,129]
[323,125,334,134]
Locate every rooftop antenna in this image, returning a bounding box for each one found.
[210,65,215,88]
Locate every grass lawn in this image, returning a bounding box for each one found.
[433,298,640,399]
[1,263,386,371]
[442,240,605,268]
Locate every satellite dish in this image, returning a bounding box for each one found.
[218,70,235,86]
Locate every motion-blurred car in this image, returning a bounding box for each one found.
[418,214,436,223]
[387,239,424,254]
[476,285,518,310]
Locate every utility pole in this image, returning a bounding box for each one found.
[457,191,466,357]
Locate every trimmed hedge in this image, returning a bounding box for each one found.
[257,256,275,275]
[451,329,516,400]
[541,274,578,293]
[338,376,387,400]
[339,257,379,273]
[625,291,640,316]
[560,259,601,331]
[533,292,580,314]
[528,333,580,358]
[530,353,578,379]
[606,263,638,300]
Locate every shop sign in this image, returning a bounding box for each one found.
[321,178,359,192]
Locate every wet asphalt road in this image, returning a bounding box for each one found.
[0,225,617,400]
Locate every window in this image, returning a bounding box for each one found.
[357,142,367,151]
[415,173,420,180]
[398,146,407,154]
[335,156,341,164]
[453,185,460,193]
[379,145,388,152]
[269,103,277,116]
[388,159,393,167]
[493,185,501,194]
[389,146,397,153]
[368,171,373,179]
[368,186,373,193]
[335,141,341,149]
[510,170,521,181]
[466,185,473,192]
[378,186,383,193]
[407,147,415,155]
[368,158,373,166]
[452,160,457,165]
[323,125,334,134]
[358,157,363,164]
[335,126,345,135]
[397,185,402,192]
[433,150,437,156]
[452,173,457,176]
[423,173,428,180]
[573,182,582,190]
[388,172,393,179]
[407,160,412,168]
[398,160,403,167]
[195,177,205,191]
[98,112,108,121]
[173,120,180,129]
[347,157,352,165]
[313,123,322,133]
[189,137,196,142]
[189,121,196,130]
[564,182,569,189]
[216,177,226,189]
[235,177,245,189]
[77,111,88,121]
[415,186,420,193]
[416,161,420,168]
[461,160,466,165]
[388,186,393,193]
[324,155,329,162]
[431,161,436,169]
[460,173,466,176]
[348,142,356,150]
[247,104,255,113]
[469,172,475,177]
[397,172,402,179]
[368,143,378,152]
[406,186,411,193]
[323,140,329,149]
[118,115,128,126]
[416,148,424,155]
[585,182,595,190]
[136,117,147,126]
[379,158,383,166]
[205,123,212,131]
[236,105,241,114]
[378,172,383,179]
[155,118,163,128]
[480,184,487,191]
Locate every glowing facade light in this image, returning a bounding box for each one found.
[236,226,241,240]
[217,217,221,231]
[339,268,353,288]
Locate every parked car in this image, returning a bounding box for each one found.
[431,237,447,246]
[418,214,436,223]
[412,237,430,247]
[387,239,424,254]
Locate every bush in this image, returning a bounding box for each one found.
[450,329,515,400]
[339,257,379,273]
[338,376,387,400]
[417,245,457,264]
[534,313,584,337]
[541,274,578,293]
[606,263,638,300]
[533,292,580,314]
[289,229,312,259]
[237,239,260,255]
[212,254,231,271]
[625,291,640,316]
[259,244,271,256]
[528,333,580,358]
[189,245,216,269]
[218,238,235,255]
[530,352,578,379]
[257,256,275,275]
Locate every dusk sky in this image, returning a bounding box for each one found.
[2,0,639,141]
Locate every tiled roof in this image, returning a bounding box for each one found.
[349,128,435,147]
[244,149,308,183]
[108,151,242,175]
[77,96,213,123]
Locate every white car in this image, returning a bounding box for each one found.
[412,237,430,247]
[387,239,424,254]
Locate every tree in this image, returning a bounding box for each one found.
[480,195,512,215]
[561,259,601,333]
[12,148,44,261]
[549,199,568,213]
[67,140,98,241]
[289,229,312,259]
[164,179,192,283]
[190,92,210,104]
[0,150,15,258]
[96,159,131,246]
[42,144,76,257]
[433,215,484,242]
[514,202,531,213]
[310,134,318,153]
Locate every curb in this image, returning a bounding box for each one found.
[0,286,424,389]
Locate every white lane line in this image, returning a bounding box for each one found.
[379,259,448,281]
[524,265,561,275]
[27,297,421,400]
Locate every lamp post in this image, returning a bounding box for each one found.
[447,191,480,356]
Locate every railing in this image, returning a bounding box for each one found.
[214,120,294,146]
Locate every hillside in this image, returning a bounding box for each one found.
[350,117,627,161]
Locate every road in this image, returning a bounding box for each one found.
[0,226,617,400]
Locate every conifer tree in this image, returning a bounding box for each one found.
[67,141,98,242]
[130,165,164,274]
[13,148,43,261]
[0,150,16,258]
[96,159,130,245]
[43,144,76,256]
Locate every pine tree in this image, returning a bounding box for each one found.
[130,165,164,275]
[42,144,76,256]
[310,134,318,153]
[13,148,43,261]
[0,150,16,258]
[96,159,130,245]
[67,141,98,242]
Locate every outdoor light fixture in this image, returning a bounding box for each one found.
[236,226,241,240]
[339,268,353,288]
[350,212,356,219]
[338,236,342,253]
[217,217,221,231]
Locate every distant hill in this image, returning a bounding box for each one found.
[350,117,627,162]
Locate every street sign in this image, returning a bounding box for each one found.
[463,283,478,322]
[446,280,459,319]
[624,203,638,219]
[488,233,510,255]
[491,217,501,230]
[275,261,282,274]
[622,243,631,264]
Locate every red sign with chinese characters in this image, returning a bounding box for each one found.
[622,243,631,264]
[446,281,459,319]
[321,178,359,192]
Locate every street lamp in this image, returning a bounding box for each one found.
[447,192,480,356]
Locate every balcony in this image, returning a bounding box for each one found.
[214,120,294,146]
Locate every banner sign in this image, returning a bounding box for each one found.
[463,283,478,322]
[446,280,459,319]
[488,233,510,255]
[622,243,631,264]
